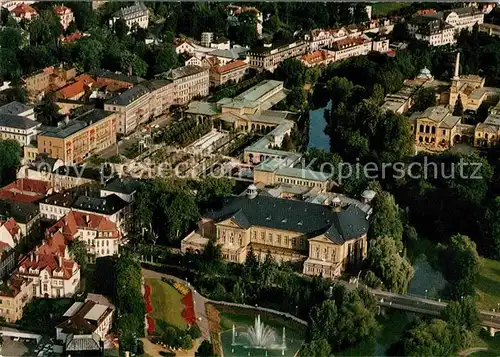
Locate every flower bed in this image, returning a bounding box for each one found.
[146,316,155,334]
[181,291,196,325]
[144,282,155,333]
[145,283,153,314]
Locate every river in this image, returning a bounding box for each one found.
[307,101,331,151]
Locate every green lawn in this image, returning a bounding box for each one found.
[476,258,500,311]
[371,3,410,17]
[146,277,187,331]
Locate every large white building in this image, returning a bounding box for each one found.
[111,2,149,29]
[407,7,484,46]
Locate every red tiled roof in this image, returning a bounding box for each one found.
[332,36,370,49]
[1,218,20,239]
[54,5,71,15]
[61,32,88,43]
[11,3,37,16]
[302,50,332,64]
[213,60,248,74]
[18,232,77,280]
[55,78,94,99]
[47,210,120,241]
[0,179,50,203]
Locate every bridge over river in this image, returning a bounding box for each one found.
[339,280,500,336]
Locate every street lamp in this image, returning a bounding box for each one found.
[356,270,363,288]
[425,289,428,299]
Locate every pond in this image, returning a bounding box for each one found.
[407,254,448,299]
[308,101,331,151]
[219,313,304,357]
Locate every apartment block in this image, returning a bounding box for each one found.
[37,109,117,164]
[104,85,150,135]
[0,276,33,323]
[247,41,309,72]
[111,2,149,29]
[143,79,174,118]
[160,65,209,105]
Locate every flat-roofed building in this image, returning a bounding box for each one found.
[104,85,150,135]
[57,300,114,343]
[0,101,34,119]
[37,109,117,164]
[159,65,209,105]
[248,41,309,72]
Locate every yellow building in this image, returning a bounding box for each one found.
[0,276,33,323]
[181,186,368,278]
[37,109,117,164]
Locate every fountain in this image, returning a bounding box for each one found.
[232,315,286,352]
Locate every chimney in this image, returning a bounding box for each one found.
[58,255,62,267]
[36,254,39,262]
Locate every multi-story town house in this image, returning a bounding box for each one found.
[37,109,117,164]
[182,186,369,278]
[16,232,80,298]
[1,1,35,11]
[111,2,149,29]
[247,41,309,72]
[0,218,21,280]
[330,36,372,62]
[0,101,35,119]
[0,276,33,323]
[209,60,249,87]
[54,5,74,30]
[104,85,150,135]
[143,79,174,118]
[47,210,121,263]
[23,66,77,99]
[39,186,132,236]
[160,66,209,105]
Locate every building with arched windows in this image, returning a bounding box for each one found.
[181,186,369,278]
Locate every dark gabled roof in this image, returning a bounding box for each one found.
[105,85,149,106]
[0,199,39,224]
[72,194,128,215]
[0,101,33,116]
[205,195,368,244]
[0,113,40,130]
[103,177,140,195]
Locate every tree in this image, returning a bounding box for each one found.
[280,133,295,151]
[195,177,233,211]
[196,340,217,357]
[453,94,464,116]
[286,87,307,110]
[151,44,180,75]
[482,197,500,258]
[413,87,436,112]
[444,234,480,299]
[400,319,468,356]
[367,236,414,293]
[369,83,385,105]
[0,139,21,186]
[75,38,104,71]
[114,18,128,40]
[369,191,404,246]
[28,9,61,45]
[34,93,61,126]
[442,296,479,332]
[299,339,332,357]
[309,289,378,351]
[120,50,148,77]
[0,27,24,50]
[274,59,306,88]
[188,324,202,339]
[69,239,88,273]
[0,86,27,106]
[65,21,78,35]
